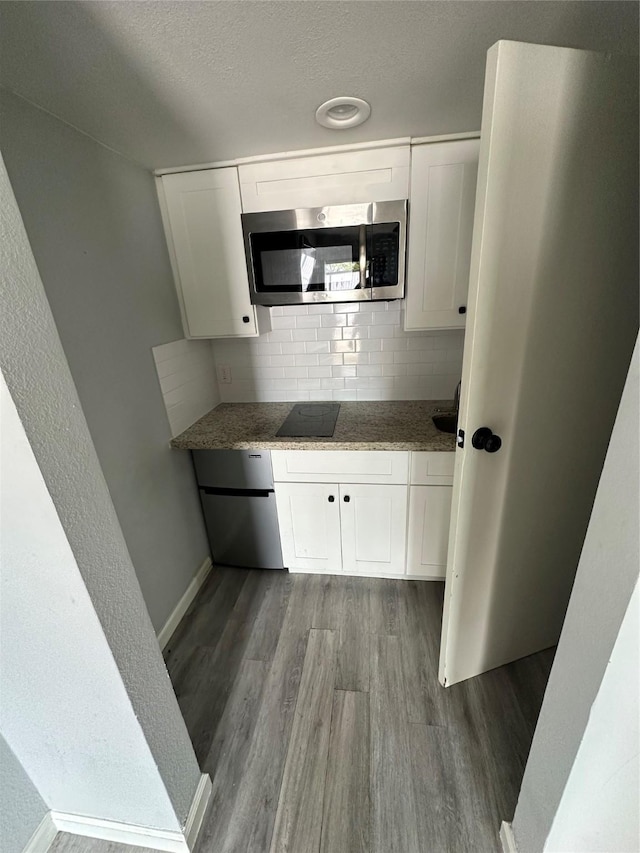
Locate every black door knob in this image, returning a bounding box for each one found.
[471,427,502,453]
[242,315,250,323]
[328,495,335,503]
[458,306,466,314]
[485,434,502,453]
[343,495,350,502]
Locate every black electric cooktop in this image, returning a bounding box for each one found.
[276,403,341,438]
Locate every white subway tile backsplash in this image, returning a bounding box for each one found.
[321,313,348,327]
[295,354,320,366]
[304,341,331,354]
[369,325,397,339]
[270,316,294,330]
[316,327,343,341]
[332,365,357,378]
[318,354,344,366]
[331,340,356,353]
[343,353,370,365]
[295,314,323,328]
[281,341,307,354]
[210,304,464,403]
[346,312,373,326]
[308,366,332,378]
[269,355,296,367]
[291,328,318,342]
[368,351,394,364]
[297,378,322,391]
[321,377,345,390]
[152,338,219,437]
[342,326,369,340]
[265,329,294,342]
[355,340,383,352]
[382,363,408,376]
[358,364,383,377]
[284,366,309,379]
[332,389,358,401]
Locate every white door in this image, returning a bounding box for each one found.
[339,484,407,576]
[274,482,342,574]
[404,139,479,331]
[406,486,452,578]
[440,41,639,686]
[159,168,258,338]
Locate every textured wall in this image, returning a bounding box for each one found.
[212,303,464,403]
[0,88,209,632]
[0,154,201,827]
[511,339,639,852]
[1,372,179,827]
[545,580,639,852]
[0,736,48,853]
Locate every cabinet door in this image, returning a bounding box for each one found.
[339,484,407,576]
[404,140,479,331]
[158,168,259,339]
[274,482,342,574]
[239,145,410,212]
[406,486,453,578]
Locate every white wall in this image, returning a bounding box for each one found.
[153,338,220,438]
[212,303,464,403]
[0,152,201,830]
[0,88,209,632]
[544,580,639,853]
[0,736,48,853]
[0,372,180,828]
[511,337,639,852]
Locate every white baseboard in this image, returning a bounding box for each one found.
[158,557,212,649]
[500,821,518,853]
[51,812,188,852]
[22,812,57,853]
[184,773,213,849]
[50,773,212,852]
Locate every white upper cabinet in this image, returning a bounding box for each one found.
[238,143,410,212]
[157,168,267,339]
[404,139,480,331]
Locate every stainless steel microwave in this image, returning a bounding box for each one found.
[242,200,407,306]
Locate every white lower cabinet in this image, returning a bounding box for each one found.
[274,481,406,577]
[340,484,407,576]
[274,482,342,574]
[406,486,453,578]
[272,449,454,580]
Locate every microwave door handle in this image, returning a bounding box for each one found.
[359,224,368,294]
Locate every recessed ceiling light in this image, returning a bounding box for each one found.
[315,97,371,130]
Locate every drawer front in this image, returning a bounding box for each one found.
[410,451,455,485]
[271,450,409,485]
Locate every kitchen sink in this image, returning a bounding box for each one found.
[432,413,458,434]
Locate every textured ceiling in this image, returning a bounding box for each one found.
[0,1,637,170]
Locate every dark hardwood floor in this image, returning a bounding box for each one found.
[52,567,554,853]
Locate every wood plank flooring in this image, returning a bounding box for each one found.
[51,567,554,853]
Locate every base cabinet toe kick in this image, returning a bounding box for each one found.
[271,450,454,580]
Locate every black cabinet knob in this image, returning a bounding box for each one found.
[328,495,335,503]
[242,315,250,323]
[458,306,466,314]
[343,495,350,502]
[472,426,502,453]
